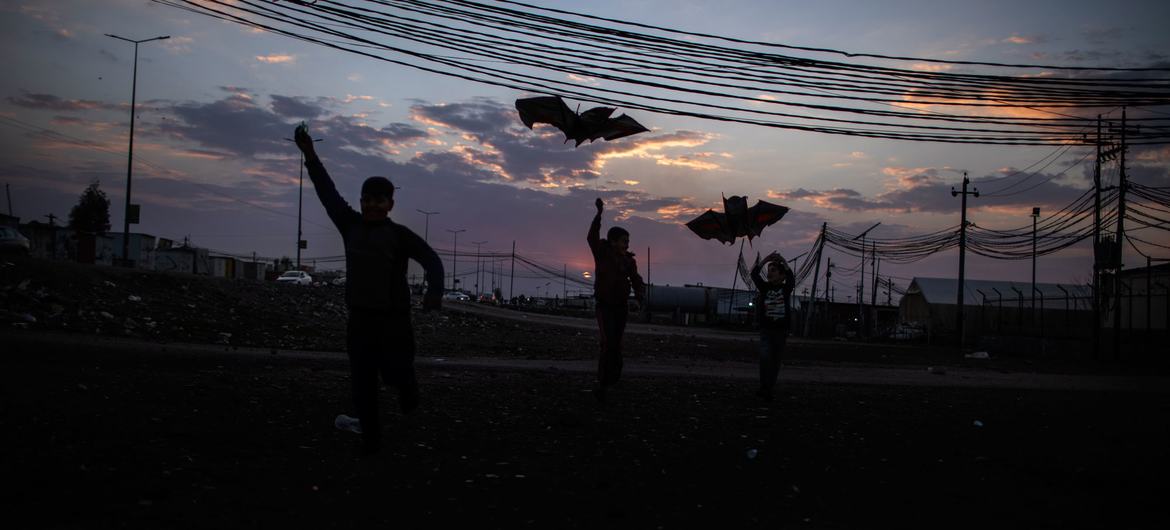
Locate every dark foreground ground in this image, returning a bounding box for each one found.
[2,330,1168,529]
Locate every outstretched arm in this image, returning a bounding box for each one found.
[750,254,769,292]
[296,125,359,230]
[587,198,603,256]
[406,229,445,310]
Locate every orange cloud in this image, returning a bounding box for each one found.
[255,54,295,64]
[655,202,706,220]
[909,63,953,73]
[594,132,721,171]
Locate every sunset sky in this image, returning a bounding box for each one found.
[3,0,1169,299]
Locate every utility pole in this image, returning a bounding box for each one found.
[472,240,487,297]
[804,223,826,337]
[1111,108,1136,359]
[824,257,834,321]
[952,172,979,351]
[510,240,516,303]
[446,228,465,291]
[887,278,893,306]
[284,136,322,270]
[106,33,169,266]
[871,247,879,307]
[416,209,438,243]
[853,222,881,336]
[563,263,568,304]
[1031,207,1040,310]
[728,238,746,320]
[1093,115,1103,359]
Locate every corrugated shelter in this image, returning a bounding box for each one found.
[900,277,1091,337]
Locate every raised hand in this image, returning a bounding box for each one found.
[595,197,604,214]
[293,122,317,158]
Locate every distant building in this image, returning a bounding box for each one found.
[209,256,240,279]
[104,232,157,269]
[155,245,210,275]
[899,277,1092,340]
[20,221,74,261]
[1102,263,1170,331]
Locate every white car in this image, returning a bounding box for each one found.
[276,270,313,286]
[443,291,470,302]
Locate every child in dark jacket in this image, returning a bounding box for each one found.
[751,251,794,401]
[587,198,646,401]
[295,124,444,454]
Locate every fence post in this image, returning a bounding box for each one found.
[1034,287,1045,344]
[977,289,987,335]
[1057,285,1069,328]
[1011,286,1024,331]
[993,287,1003,330]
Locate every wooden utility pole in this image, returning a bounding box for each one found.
[1111,108,1136,359]
[952,172,979,351]
[728,238,746,320]
[803,223,826,337]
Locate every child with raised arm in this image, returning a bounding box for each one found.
[751,251,795,402]
[294,124,444,454]
[587,197,646,402]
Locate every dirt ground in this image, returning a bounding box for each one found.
[2,258,1169,528]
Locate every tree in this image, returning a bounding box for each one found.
[68,180,111,233]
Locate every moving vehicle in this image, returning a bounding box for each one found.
[276,270,313,286]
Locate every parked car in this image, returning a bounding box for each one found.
[332,276,347,286]
[443,291,470,302]
[0,226,30,256]
[276,270,313,286]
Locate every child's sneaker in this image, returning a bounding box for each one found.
[334,414,363,434]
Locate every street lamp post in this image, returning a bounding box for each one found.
[446,228,465,291]
[417,209,439,242]
[284,136,323,269]
[472,240,487,298]
[106,33,169,266]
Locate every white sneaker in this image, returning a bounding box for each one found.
[334,414,363,434]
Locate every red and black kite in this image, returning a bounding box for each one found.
[686,195,789,245]
[515,96,649,147]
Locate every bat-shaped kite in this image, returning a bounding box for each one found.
[515,96,649,147]
[686,195,789,245]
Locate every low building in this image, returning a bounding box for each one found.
[155,245,210,275]
[899,277,1092,341]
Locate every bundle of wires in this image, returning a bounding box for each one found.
[155,0,1170,145]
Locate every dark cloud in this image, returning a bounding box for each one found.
[410,98,603,183]
[8,92,119,112]
[270,95,326,119]
[1082,27,1124,46]
[773,164,1100,215]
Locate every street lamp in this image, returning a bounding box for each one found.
[106,33,169,266]
[417,209,439,242]
[472,240,487,298]
[446,228,465,291]
[284,136,323,269]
